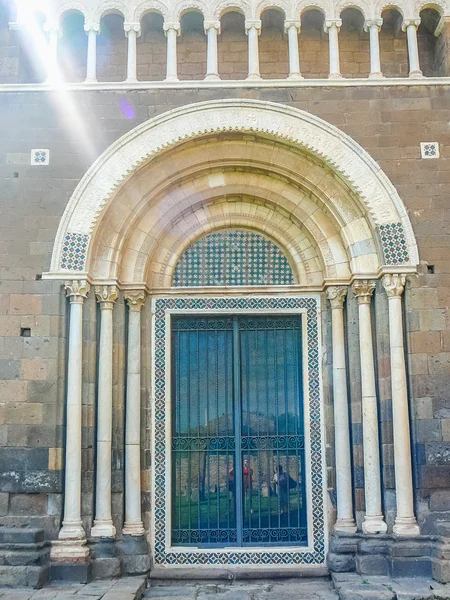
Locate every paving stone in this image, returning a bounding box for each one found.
[143,587,196,599]
[337,583,395,600]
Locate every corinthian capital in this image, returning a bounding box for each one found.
[382,273,406,298]
[124,290,146,312]
[326,286,348,309]
[94,285,119,309]
[65,280,90,303]
[352,280,376,304]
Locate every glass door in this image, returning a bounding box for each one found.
[171,315,307,548]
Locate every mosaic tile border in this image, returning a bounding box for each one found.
[152,296,325,567]
[379,222,410,265]
[173,230,295,287]
[60,232,90,271]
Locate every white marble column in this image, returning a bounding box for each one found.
[403,19,423,78]
[327,286,357,533]
[84,24,99,83]
[353,280,388,535]
[164,21,180,82]
[52,281,90,561]
[365,19,383,78]
[204,21,221,81]
[285,20,303,79]
[91,285,119,539]
[125,22,141,83]
[45,25,61,82]
[325,19,342,79]
[123,291,146,535]
[383,274,420,536]
[245,20,262,80]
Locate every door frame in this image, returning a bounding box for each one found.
[151,294,327,569]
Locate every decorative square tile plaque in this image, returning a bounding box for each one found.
[420,142,439,159]
[31,149,50,166]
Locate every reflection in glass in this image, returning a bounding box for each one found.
[171,316,307,548]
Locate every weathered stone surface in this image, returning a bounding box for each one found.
[328,552,356,573]
[337,583,395,600]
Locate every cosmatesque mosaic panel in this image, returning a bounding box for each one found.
[173,230,295,287]
[152,296,325,566]
[379,222,410,265]
[60,232,90,271]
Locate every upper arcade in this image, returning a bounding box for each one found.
[1,0,450,85]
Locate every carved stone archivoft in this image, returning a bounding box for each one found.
[65,280,90,303]
[124,290,146,311]
[382,273,406,298]
[352,279,376,304]
[326,286,348,309]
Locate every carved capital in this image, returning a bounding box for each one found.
[326,286,348,309]
[124,22,141,36]
[94,285,119,309]
[124,290,146,312]
[84,23,100,34]
[284,20,301,32]
[245,19,262,34]
[44,23,62,36]
[364,18,383,32]
[324,19,342,33]
[65,280,90,304]
[382,273,406,298]
[204,20,221,34]
[352,279,376,304]
[402,18,421,31]
[163,21,181,35]
[435,16,450,37]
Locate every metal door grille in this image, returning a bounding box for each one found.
[171,315,307,548]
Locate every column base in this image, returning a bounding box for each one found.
[164,76,179,82]
[204,74,221,81]
[288,73,304,80]
[125,78,138,84]
[246,74,262,81]
[409,70,424,78]
[122,521,146,536]
[362,515,388,534]
[335,518,357,533]
[50,539,90,562]
[58,521,86,541]
[393,517,420,536]
[90,520,116,539]
[84,78,98,84]
[368,72,384,79]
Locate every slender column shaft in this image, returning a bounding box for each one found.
[125,23,141,82]
[353,280,388,534]
[85,26,99,83]
[285,21,302,79]
[383,274,420,536]
[327,287,357,532]
[123,291,146,535]
[245,20,262,80]
[365,20,383,78]
[325,20,342,79]
[59,281,90,541]
[91,286,118,538]
[164,22,180,82]
[204,21,220,80]
[46,27,60,81]
[403,19,422,77]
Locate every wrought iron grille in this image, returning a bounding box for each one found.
[171,315,307,548]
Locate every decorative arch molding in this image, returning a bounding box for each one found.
[47,99,418,280]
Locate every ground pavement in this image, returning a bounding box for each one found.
[2,574,450,600]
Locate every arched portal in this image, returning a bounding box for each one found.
[45,100,420,574]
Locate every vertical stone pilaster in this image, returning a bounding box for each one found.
[327,286,357,533]
[353,280,388,534]
[383,274,420,536]
[245,20,262,80]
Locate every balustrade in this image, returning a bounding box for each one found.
[3,2,445,85]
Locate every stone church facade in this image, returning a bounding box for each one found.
[0,0,450,587]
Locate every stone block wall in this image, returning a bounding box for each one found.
[0,85,450,540]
